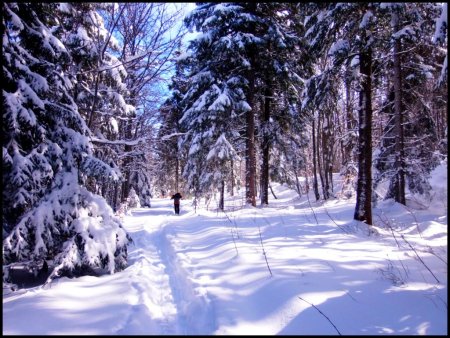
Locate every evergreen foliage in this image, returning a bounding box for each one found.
[2,3,130,281]
[2,2,447,288]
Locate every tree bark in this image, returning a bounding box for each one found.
[295,170,302,197]
[354,46,373,226]
[230,159,235,197]
[245,60,257,207]
[316,114,327,199]
[312,118,320,201]
[175,151,179,193]
[121,117,134,202]
[321,114,331,200]
[260,83,271,205]
[344,67,356,164]
[392,11,406,205]
[218,180,225,210]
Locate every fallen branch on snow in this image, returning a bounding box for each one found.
[298,296,342,335]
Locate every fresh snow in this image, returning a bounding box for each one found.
[359,10,374,29]
[3,164,447,335]
[432,3,447,44]
[328,39,349,57]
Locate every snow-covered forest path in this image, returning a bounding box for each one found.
[117,191,446,335]
[3,181,447,335]
[118,198,216,334]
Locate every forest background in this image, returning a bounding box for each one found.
[2,3,447,287]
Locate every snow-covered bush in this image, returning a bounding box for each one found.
[127,187,141,208]
[2,3,130,285]
[3,171,130,278]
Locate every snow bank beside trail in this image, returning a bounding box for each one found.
[157,226,217,335]
[154,175,446,335]
[3,177,447,335]
[427,160,448,210]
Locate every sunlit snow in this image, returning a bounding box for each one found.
[3,164,447,335]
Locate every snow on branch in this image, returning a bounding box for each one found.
[160,132,186,140]
[90,136,147,146]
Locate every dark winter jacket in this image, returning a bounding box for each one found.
[171,193,182,204]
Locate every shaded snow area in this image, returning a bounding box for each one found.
[3,165,448,335]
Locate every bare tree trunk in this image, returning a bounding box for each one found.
[312,119,320,201]
[392,11,406,205]
[243,3,258,207]
[230,159,235,197]
[344,68,356,164]
[113,182,119,212]
[219,180,225,211]
[304,169,310,194]
[260,83,271,205]
[121,117,134,202]
[327,113,334,194]
[354,46,373,226]
[321,114,331,200]
[175,152,179,193]
[245,62,257,207]
[316,115,327,199]
[340,65,358,198]
[295,170,302,197]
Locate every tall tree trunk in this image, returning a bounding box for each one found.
[175,153,179,193]
[219,180,225,211]
[244,2,257,207]
[121,117,133,202]
[230,159,235,197]
[245,63,257,207]
[344,68,356,164]
[260,83,271,205]
[392,11,406,205]
[316,115,327,199]
[312,118,320,201]
[295,170,302,197]
[113,182,119,212]
[87,72,101,130]
[321,114,331,200]
[340,66,357,198]
[304,169,310,194]
[326,113,334,195]
[175,119,181,193]
[354,46,373,226]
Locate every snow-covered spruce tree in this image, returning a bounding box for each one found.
[155,58,189,197]
[269,123,309,197]
[2,3,130,282]
[301,3,380,224]
[300,3,359,201]
[180,3,252,205]
[396,3,445,196]
[431,3,448,157]
[373,3,444,202]
[432,3,447,87]
[180,3,310,207]
[57,3,136,211]
[252,3,311,205]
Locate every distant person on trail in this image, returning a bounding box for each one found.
[171,192,182,215]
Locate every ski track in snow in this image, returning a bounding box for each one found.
[3,178,446,335]
[118,200,216,335]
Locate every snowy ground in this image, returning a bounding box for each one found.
[3,165,448,335]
